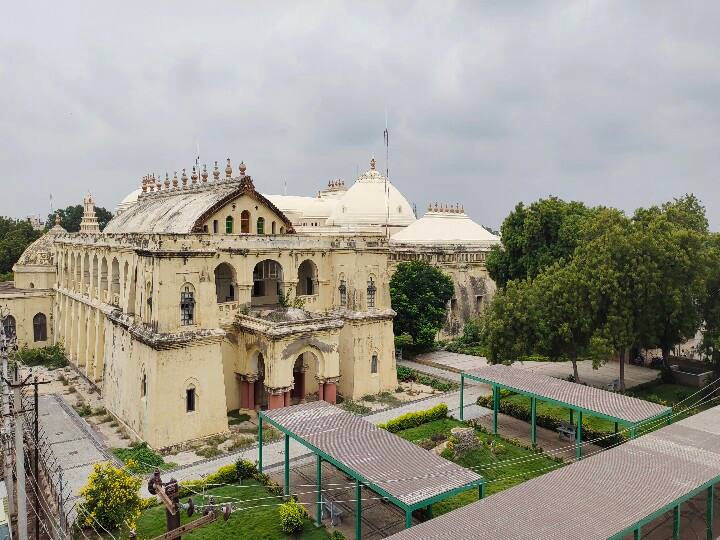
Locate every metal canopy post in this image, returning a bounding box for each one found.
[492,385,499,435]
[459,374,465,421]
[479,481,485,500]
[575,411,583,460]
[673,504,680,539]
[355,479,362,540]
[258,415,264,473]
[316,455,322,527]
[708,484,714,540]
[405,509,412,528]
[530,397,537,447]
[634,528,641,539]
[284,434,290,497]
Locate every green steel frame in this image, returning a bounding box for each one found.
[258,412,485,540]
[608,478,717,540]
[459,372,672,459]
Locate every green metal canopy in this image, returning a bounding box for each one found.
[258,401,484,539]
[385,404,720,540]
[460,364,672,458]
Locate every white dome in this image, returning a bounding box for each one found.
[327,159,415,228]
[390,208,500,247]
[115,188,141,215]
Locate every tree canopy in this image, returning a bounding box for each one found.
[390,260,454,351]
[48,204,113,232]
[0,217,43,280]
[486,197,594,288]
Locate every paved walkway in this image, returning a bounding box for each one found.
[413,351,660,389]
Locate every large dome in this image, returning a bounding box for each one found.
[115,188,141,215]
[390,205,499,247]
[326,158,415,228]
[14,218,66,268]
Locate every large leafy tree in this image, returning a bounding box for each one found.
[632,195,709,368]
[700,233,720,376]
[486,197,593,288]
[0,217,43,279]
[48,204,113,232]
[390,260,454,351]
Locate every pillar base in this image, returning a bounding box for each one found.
[268,393,284,410]
[324,383,337,405]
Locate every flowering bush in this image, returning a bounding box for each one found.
[278,498,307,534]
[378,403,449,433]
[78,462,142,532]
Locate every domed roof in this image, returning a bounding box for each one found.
[115,188,141,215]
[390,205,500,247]
[14,217,66,268]
[326,158,415,228]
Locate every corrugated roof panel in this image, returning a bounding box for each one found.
[262,401,482,507]
[464,364,670,423]
[386,405,720,540]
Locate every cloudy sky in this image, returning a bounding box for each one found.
[2,1,720,229]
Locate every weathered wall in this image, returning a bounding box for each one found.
[0,291,54,348]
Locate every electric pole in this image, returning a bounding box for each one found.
[0,313,16,524]
[13,365,28,540]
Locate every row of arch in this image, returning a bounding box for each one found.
[2,313,47,342]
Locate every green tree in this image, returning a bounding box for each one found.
[0,217,43,276]
[700,233,720,376]
[632,195,709,369]
[390,261,454,351]
[48,204,113,232]
[486,197,593,288]
[78,462,142,531]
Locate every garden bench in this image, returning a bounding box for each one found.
[320,494,345,525]
[556,422,576,441]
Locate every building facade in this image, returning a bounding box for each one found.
[1,157,499,449]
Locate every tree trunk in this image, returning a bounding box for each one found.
[662,346,671,369]
[570,351,580,383]
[618,348,626,392]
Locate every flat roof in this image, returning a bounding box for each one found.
[386,404,720,540]
[463,364,670,424]
[260,401,483,509]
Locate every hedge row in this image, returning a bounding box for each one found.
[396,366,458,392]
[476,395,624,448]
[378,403,449,433]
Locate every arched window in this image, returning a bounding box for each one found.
[180,284,195,325]
[257,217,265,235]
[240,210,250,233]
[271,221,276,234]
[225,216,234,234]
[33,313,47,342]
[186,385,196,412]
[214,263,236,302]
[297,260,318,296]
[2,315,16,338]
[338,277,347,306]
[371,354,378,374]
[367,276,377,308]
[141,373,147,397]
[280,226,285,234]
[213,220,218,234]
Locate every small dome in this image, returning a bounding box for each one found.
[116,188,142,215]
[15,223,65,267]
[326,158,415,228]
[390,208,500,247]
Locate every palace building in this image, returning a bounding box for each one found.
[0,157,499,448]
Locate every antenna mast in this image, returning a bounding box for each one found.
[384,109,390,239]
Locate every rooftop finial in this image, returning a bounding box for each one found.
[225,158,233,179]
[164,174,171,190]
[172,172,178,188]
[191,166,198,184]
[181,168,188,187]
[55,212,62,226]
[213,161,220,181]
[201,164,208,183]
[370,156,376,171]
[239,161,247,176]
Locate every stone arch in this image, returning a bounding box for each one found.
[99,257,108,300]
[296,259,318,296]
[91,254,98,297]
[126,263,137,315]
[252,259,284,306]
[214,262,236,303]
[110,258,120,301]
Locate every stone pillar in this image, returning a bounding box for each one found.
[284,391,291,407]
[317,382,324,402]
[94,311,105,382]
[324,383,337,405]
[239,381,249,409]
[268,393,284,410]
[247,381,255,410]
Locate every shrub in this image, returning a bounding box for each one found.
[228,435,255,452]
[236,459,258,480]
[395,366,458,392]
[74,403,93,417]
[206,464,237,485]
[112,443,171,474]
[14,344,68,370]
[196,446,222,458]
[379,403,448,433]
[77,462,142,531]
[279,499,307,534]
[331,531,346,540]
[340,401,371,415]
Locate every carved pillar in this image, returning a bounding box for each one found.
[324,383,337,405]
[317,382,324,401]
[267,385,291,410]
[318,377,340,405]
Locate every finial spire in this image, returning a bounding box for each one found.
[213,161,220,181]
[201,164,208,183]
[191,166,198,184]
[239,161,246,176]
[370,156,376,170]
[225,158,233,179]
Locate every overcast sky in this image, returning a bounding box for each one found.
[2,1,720,229]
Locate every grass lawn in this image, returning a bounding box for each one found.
[100,480,330,540]
[395,418,564,516]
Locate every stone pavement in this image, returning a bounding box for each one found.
[37,394,115,524]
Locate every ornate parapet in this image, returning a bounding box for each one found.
[235,310,344,339]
